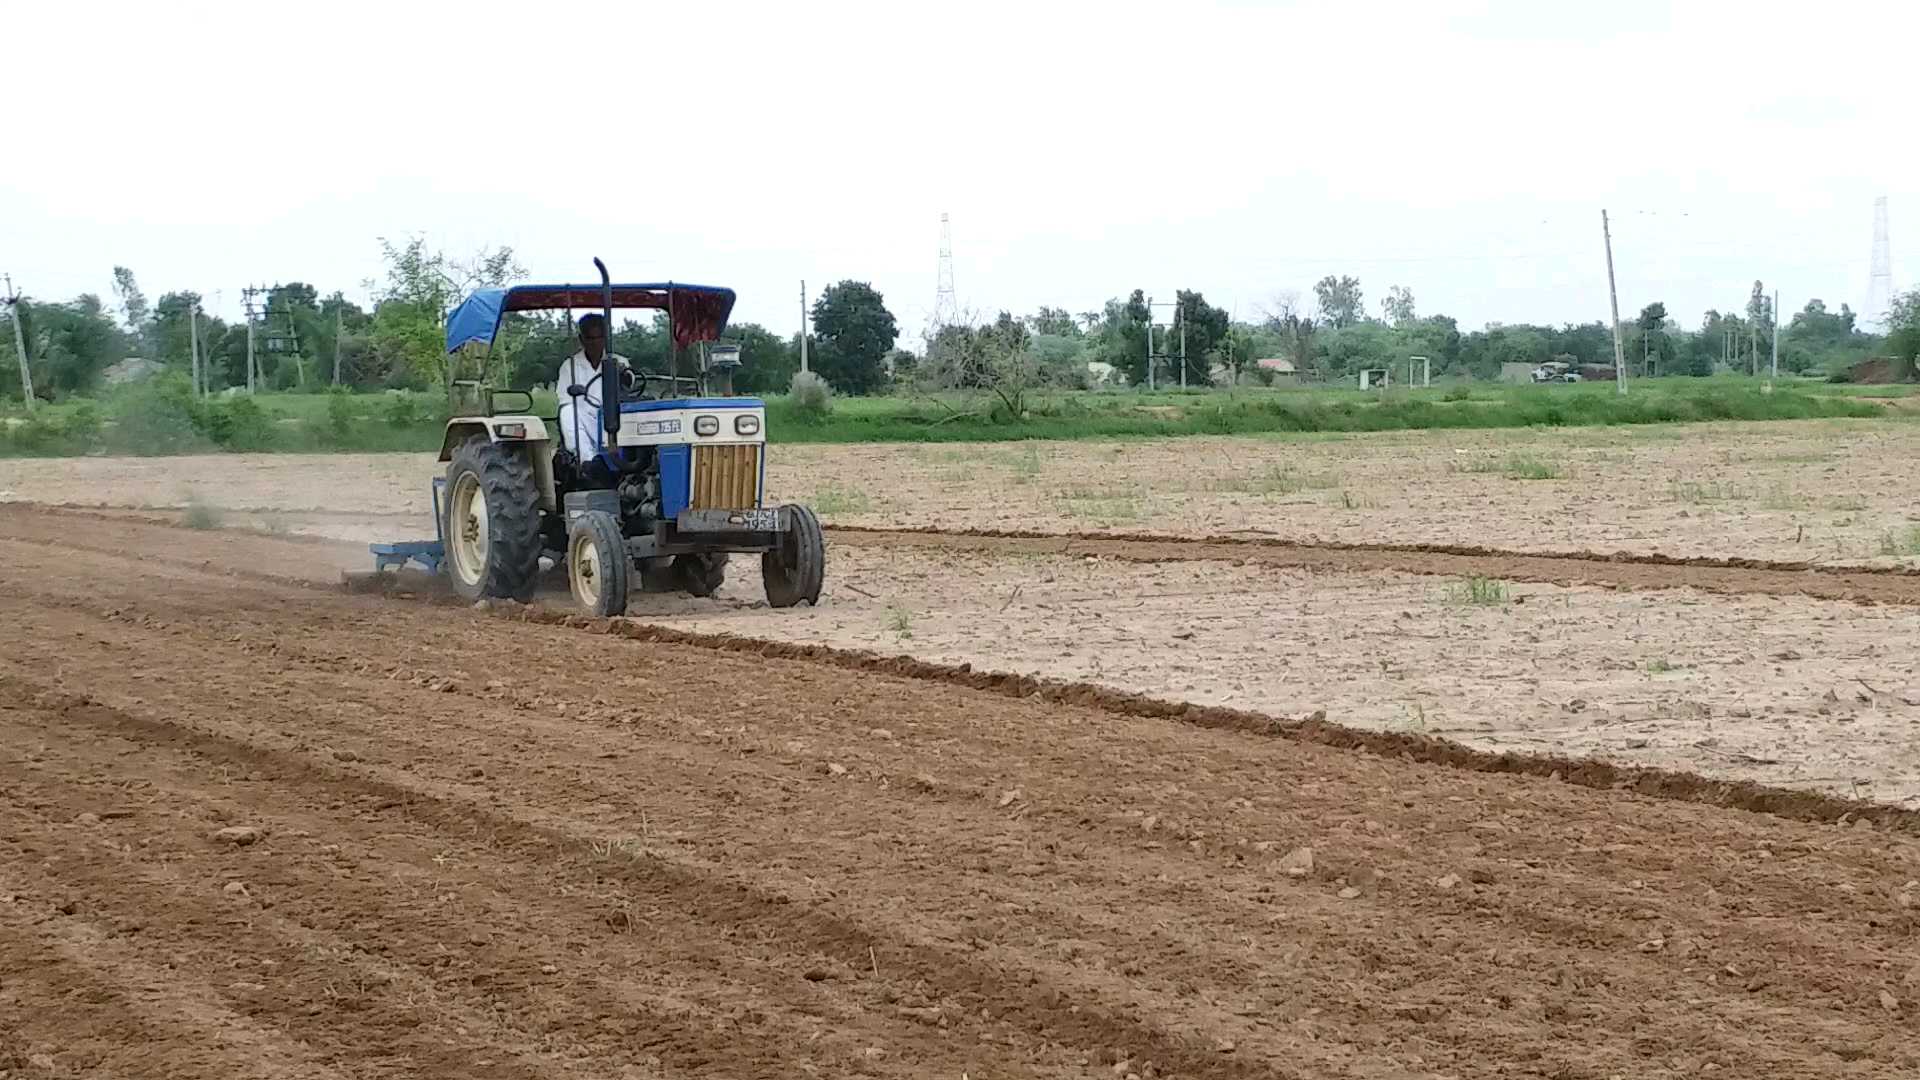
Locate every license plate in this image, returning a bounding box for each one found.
[735,508,779,531]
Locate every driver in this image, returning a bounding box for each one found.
[555,313,633,455]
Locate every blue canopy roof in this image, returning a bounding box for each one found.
[444,282,737,354]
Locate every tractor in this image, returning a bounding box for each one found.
[368,259,824,616]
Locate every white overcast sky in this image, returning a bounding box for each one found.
[6,0,1916,340]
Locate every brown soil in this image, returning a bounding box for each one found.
[2,507,1919,1078]
[20,504,1920,808]
[4,418,1919,565]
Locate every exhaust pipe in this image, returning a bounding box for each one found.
[594,257,618,454]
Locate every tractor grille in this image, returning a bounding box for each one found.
[690,443,761,510]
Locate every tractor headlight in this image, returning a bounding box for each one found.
[734,414,761,436]
[694,415,720,437]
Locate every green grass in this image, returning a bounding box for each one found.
[1444,576,1510,606]
[1670,480,1749,504]
[762,378,1884,445]
[1456,453,1565,480]
[811,483,873,516]
[1212,464,1342,496]
[1880,527,1920,557]
[0,374,1890,459]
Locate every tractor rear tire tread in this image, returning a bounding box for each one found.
[445,435,543,603]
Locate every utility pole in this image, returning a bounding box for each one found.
[1770,288,1780,386]
[1145,294,1155,392]
[1167,299,1182,388]
[4,275,33,411]
[188,297,203,397]
[1749,318,1757,377]
[1601,210,1627,394]
[333,305,343,385]
[798,280,809,374]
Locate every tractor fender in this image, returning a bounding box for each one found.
[439,417,557,513]
[437,416,551,461]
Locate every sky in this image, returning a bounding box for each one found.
[6,0,1917,342]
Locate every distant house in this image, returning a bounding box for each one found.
[1254,357,1299,386]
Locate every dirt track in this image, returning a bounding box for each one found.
[3,511,1920,1077]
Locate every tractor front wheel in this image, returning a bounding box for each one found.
[566,509,630,617]
[444,435,542,603]
[762,504,825,608]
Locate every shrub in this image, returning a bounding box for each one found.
[789,371,834,422]
[199,395,276,451]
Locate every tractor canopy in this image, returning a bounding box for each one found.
[444,282,737,354]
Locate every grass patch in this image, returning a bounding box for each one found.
[1334,489,1377,510]
[1005,445,1044,483]
[1670,480,1749,504]
[1214,464,1342,496]
[811,483,872,516]
[885,607,914,638]
[1454,453,1565,480]
[1879,527,1920,557]
[1444,576,1510,606]
[0,374,1891,459]
[182,498,224,530]
[761,378,1885,445]
[1058,486,1145,523]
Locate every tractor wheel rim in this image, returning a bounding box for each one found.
[450,473,489,587]
[574,537,600,606]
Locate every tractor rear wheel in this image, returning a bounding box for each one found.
[762,504,825,608]
[672,552,728,597]
[444,435,542,603]
[566,509,630,617]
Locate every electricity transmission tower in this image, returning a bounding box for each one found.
[1866,196,1894,330]
[931,212,958,331]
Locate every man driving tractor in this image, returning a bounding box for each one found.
[555,313,633,455]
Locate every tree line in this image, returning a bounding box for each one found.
[5,239,1916,406]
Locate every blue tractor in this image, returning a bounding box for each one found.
[373,259,824,617]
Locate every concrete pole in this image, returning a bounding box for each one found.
[798,280,809,375]
[188,299,203,397]
[4,277,32,411]
[246,314,256,394]
[1146,302,1155,392]
[333,306,343,385]
[1179,312,1187,389]
[1601,210,1627,394]
[1770,289,1780,386]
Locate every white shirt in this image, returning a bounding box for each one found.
[555,349,631,453]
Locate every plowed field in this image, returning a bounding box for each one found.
[3,505,1919,1078]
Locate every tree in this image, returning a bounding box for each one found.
[917,310,1049,418]
[1092,291,1152,385]
[1313,275,1364,329]
[809,281,897,395]
[726,323,798,395]
[1886,288,1920,381]
[1169,289,1230,385]
[111,267,149,343]
[1635,302,1671,375]
[1381,285,1416,327]
[1740,281,1774,373]
[1025,306,1082,338]
[370,237,525,389]
[0,293,127,399]
[1781,299,1872,375]
[1260,292,1318,379]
